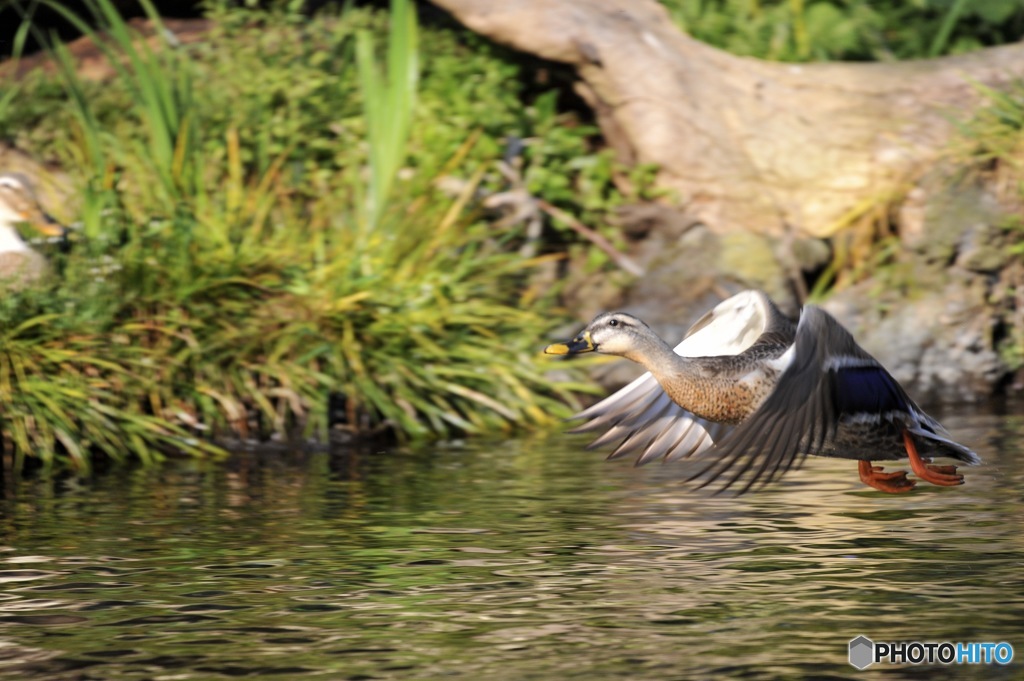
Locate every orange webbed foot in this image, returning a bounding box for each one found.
[858,461,917,493]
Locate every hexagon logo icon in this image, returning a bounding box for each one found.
[849,635,874,669]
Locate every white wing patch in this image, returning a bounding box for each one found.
[676,290,768,357]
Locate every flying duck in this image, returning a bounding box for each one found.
[544,290,979,494]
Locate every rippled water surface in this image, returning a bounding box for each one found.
[1,404,1022,680]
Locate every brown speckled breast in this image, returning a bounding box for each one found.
[659,347,787,424]
[663,369,778,424]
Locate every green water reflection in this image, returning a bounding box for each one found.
[0,406,1021,680]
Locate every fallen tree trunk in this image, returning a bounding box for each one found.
[432,0,1024,238]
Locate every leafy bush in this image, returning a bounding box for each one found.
[0,0,605,470]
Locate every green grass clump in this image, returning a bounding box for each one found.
[0,0,605,470]
[662,0,1024,62]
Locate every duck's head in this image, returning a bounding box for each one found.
[544,312,651,357]
[0,173,67,243]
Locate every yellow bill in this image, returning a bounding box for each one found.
[543,331,595,355]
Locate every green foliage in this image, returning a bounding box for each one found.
[521,91,659,214]
[0,0,603,470]
[662,0,1024,62]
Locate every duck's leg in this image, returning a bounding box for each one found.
[902,430,964,486]
[858,460,916,493]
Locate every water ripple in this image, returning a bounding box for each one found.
[0,407,1019,679]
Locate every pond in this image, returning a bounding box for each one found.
[0,401,1021,680]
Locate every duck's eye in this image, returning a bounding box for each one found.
[608,319,618,327]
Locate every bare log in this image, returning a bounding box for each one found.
[432,0,1024,237]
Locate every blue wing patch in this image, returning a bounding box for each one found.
[833,366,908,415]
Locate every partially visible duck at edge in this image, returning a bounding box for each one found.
[0,172,68,289]
[544,290,979,495]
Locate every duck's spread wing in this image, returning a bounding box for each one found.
[688,306,915,495]
[570,371,731,465]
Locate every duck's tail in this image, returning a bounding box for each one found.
[908,422,981,465]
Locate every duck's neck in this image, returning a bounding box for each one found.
[622,333,697,383]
